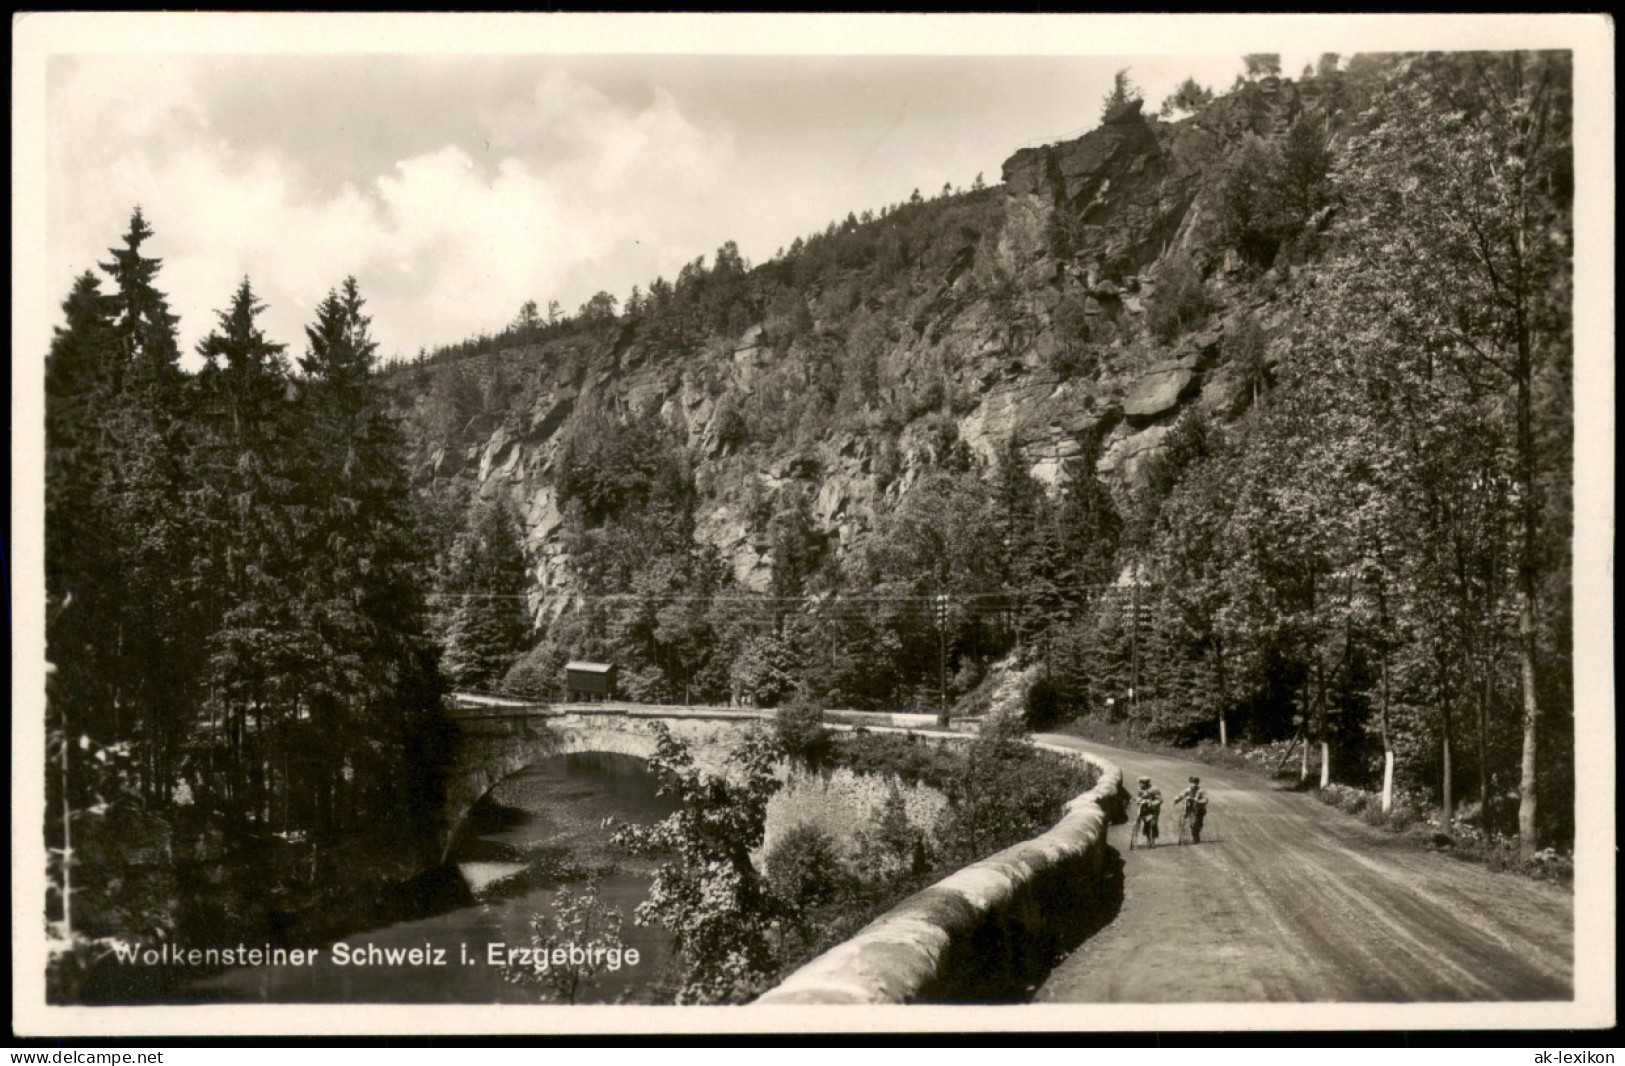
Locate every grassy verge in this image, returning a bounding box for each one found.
[1314,782,1573,883]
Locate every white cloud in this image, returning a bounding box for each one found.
[46,59,737,363]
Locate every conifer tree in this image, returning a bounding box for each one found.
[294,277,444,840]
[45,272,121,771]
[440,498,533,690]
[92,209,194,801]
[190,278,297,831]
[98,207,182,397]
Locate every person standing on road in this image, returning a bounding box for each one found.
[1134,776,1163,846]
[1174,776,1208,843]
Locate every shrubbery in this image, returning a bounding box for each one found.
[1146,256,1217,342]
[774,694,833,768]
[829,729,963,790]
[853,784,934,884]
[1214,116,1332,267]
[611,725,783,1004]
[1024,673,1067,730]
[765,824,853,935]
[933,715,1095,863]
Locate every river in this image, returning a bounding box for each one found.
[185,751,679,1004]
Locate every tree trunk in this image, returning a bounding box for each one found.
[1514,287,1540,864]
[1316,660,1330,789]
[1441,691,1455,831]
[1299,676,1311,782]
[1517,591,1539,856]
[1380,648,1394,816]
[1477,661,1492,830]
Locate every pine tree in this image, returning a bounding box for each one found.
[98,207,182,397]
[45,272,121,774]
[991,435,1051,649]
[441,498,533,690]
[1100,68,1142,119]
[190,278,297,832]
[1160,77,1215,118]
[293,278,445,841]
[91,209,195,802]
[1055,433,1123,599]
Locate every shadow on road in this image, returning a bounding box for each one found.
[927,845,1127,1003]
[1048,844,1127,961]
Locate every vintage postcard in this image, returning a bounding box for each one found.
[10,12,1614,1039]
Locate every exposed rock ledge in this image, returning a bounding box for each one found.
[754,742,1125,1005]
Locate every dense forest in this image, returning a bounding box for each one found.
[42,50,1575,972]
[45,215,452,959]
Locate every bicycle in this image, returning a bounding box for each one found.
[1176,799,1210,845]
[1177,801,1195,845]
[1128,800,1159,850]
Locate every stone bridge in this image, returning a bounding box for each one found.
[441,692,1127,1003]
[440,695,771,857]
[440,693,948,858]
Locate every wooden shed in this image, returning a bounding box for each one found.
[565,660,616,701]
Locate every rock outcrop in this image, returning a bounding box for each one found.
[388,74,1318,625]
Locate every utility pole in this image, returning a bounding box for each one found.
[935,592,950,729]
[1129,575,1140,714]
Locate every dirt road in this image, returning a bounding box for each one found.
[1033,735,1573,1002]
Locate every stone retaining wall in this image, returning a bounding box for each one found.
[754,741,1125,1004]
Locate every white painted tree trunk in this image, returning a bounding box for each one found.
[1381,750,1394,815]
[1319,740,1330,789]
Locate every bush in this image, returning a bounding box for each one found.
[829,730,963,790]
[610,726,784,1004]
[710,397,749,452]
[854,785,933,884]
[1215,118,1331,268]
[765,823,853,921]
[774,694,833,768]
[1049,288,1105,379]
[499,643,563,700]
[1146,256,1217,342]
[730,634,800,707]
[934,714,1096,864]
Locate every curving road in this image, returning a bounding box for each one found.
[1033,735,1573,1003]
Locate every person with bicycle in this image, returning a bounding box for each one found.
[1173,775,1208,843]
[1133,775,1163,847]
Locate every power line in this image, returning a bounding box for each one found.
[425,584,1145,603]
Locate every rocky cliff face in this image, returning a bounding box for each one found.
[387,73,1326,623]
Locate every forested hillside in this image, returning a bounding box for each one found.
[42,49,1574,972]
[383,52,1574,853]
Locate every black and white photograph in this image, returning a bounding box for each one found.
[10,12,1614,1039]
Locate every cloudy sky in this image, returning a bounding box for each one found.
[18,13,1589,366]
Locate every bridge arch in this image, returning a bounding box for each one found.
[441,706,758,859]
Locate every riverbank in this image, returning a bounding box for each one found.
[49,820,453,1004]
[48,751,682,1006]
